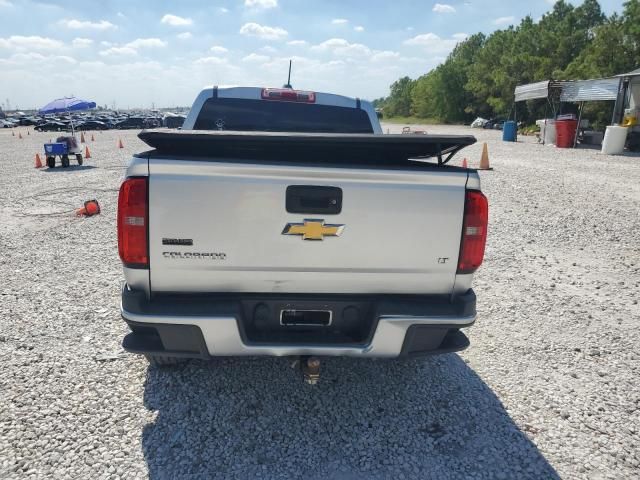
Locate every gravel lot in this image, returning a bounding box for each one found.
[0,124,639,479]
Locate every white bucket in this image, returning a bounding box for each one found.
[601,126,628,155]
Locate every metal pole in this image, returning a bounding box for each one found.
[542,100,549,145]
[612,78,629,125]
[68,108,75,137]
[574,101,584,149]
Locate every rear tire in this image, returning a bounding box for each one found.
[76,154,83,165]
[46,156,55,168]
[145,355,184,367]
[61,155,70,168]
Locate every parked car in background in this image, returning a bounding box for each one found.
[76,120,110,130]
[19,117,39,126]
[115,117,146,129]
[163,114,186,128]
[483,119,506,130]
[35,121,68,132]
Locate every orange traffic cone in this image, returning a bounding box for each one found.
[75,200,100,217]
[462,158,468,168]
[479,143,493,170]
[85,146,91,159]
[118,138,124,149]
[91,134,95,142]
[80,132,85,143]
[34,153,43,168]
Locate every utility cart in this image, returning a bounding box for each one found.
[44,136,83,168]
[38,96,96,168]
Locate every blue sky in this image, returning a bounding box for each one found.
[0,0,627,109]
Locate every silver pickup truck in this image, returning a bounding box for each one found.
[118,86,488,378]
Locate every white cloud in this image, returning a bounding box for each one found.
[1,52,76,65]
[493,16,515,26]
[0,35,64,50]
[239,22,288,40]
[0,0,13,7]
[287,40,308,47]
[370,50,400,62]
[259,55,320,72]
[9,52,45,62]
[177,32,192,40]
[59,19,116,30]
[242,53,269,62]
[72,37,93,47]
[244,0,277,9]
[354,26,365,32]
[331,18,348,25]
[260,45,277,54]
[160,14,193,26]
[54,55,77,64]
[452,32,468,40]
[403,32,461,54]
[219,7,229,13]
[433,3,456,13]
[210,45,228,54]
[399,56,425,63]
[126,38,167,48]
[116,12,126,18]
[100,41,112,47]
[193,56,228,65]
[99,46,137,57]
[312,38,371,58]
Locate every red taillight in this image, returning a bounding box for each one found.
[118,177,148,268]
[457,190,488,274]
[261,88,316,103]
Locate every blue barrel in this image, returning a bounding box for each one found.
[502,120,517,142]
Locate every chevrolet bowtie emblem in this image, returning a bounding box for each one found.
[282,219,345,241]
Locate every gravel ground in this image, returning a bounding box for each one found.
[0,124,639,479]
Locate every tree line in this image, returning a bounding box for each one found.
[375,0,640,126]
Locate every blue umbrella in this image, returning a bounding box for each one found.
[38,96,96,115]
[38,96,96,136]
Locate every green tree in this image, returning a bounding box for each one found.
[383,77,415,117]
[622,0,640,63]
[562,15,630,79]
[378,0,635,125]
[411,34,485,122]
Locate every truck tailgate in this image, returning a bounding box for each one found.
[148,159,468,294]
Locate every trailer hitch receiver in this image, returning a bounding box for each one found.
[301,356,321,385]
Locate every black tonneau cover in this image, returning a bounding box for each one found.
[138,129,476,167]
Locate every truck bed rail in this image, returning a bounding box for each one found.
[138,129,476,167]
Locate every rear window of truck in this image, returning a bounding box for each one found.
[193,98,374,133]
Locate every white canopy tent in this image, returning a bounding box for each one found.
[613,68,640,124]
[514,77,622,146]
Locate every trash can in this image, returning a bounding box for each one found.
[502,121,517,142]
[555,119,578,148]
[601,126,628,155]
[537,119,556,145]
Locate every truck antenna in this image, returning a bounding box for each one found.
[283,60,292,89]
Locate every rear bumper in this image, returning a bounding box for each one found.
[120,286,476,358]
